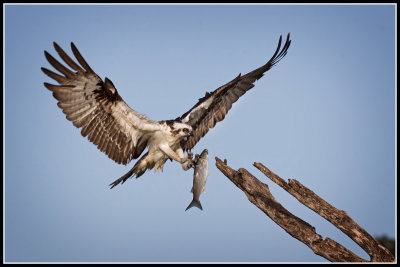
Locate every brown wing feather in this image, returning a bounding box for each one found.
[180,34,291,151]
[42,42,160,165]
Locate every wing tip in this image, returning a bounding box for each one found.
[43,82,54,91]
[43,50,50,58]
[268,32,291,67]
[70,42,94,73]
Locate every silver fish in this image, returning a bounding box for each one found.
[185,149,209,211]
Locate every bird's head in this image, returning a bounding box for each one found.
[171,122,193,137]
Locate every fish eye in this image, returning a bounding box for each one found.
[183,128,189,133]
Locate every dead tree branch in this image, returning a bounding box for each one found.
[215,157,395,262]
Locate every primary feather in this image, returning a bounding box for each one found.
[42,34,291,187]
[179,34,291,151]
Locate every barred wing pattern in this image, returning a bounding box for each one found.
[179,34,291,151]
[42,42,161,165]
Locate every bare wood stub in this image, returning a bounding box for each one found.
[253,162,395,262]
[215,157,368,262]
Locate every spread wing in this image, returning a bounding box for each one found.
[178,34,291,151]
[42,42,162,165]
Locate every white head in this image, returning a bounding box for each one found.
[171,122,193,138]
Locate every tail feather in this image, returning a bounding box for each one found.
[185,199,203,211]
[109,153,150,189]
[109,167,136,189]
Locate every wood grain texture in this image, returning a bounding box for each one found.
[253,162,395,262]
[215,157,394,262]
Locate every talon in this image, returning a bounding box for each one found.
[181,162,191,171]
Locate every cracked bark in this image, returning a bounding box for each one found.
[215,157,395,262]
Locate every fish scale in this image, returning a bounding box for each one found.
[186,149,209,211]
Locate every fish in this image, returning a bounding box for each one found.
[185,149,209,211]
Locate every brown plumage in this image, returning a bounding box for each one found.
[178,34,291,151]
[42,34,291,187]
[42,42,159,166]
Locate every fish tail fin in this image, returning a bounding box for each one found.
[185,199,203,211]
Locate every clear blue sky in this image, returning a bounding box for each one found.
[4,4,396,263]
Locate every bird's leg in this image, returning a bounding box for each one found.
[175,149,198,171]
[174,148,202,171]
[160,144,186,164]
[175,147,192,170]
[194,153,200,163]
[185,152,196,170]
[184,152,201,170]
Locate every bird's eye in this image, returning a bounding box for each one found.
[183,128,189,133]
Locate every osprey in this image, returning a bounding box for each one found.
[42,34,291,188]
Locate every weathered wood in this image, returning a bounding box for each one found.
[215,157,395,262]
[253,162,395,262]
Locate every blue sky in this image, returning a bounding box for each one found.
[4,4,396,263]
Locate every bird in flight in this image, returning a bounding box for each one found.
[42,34,291,188]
